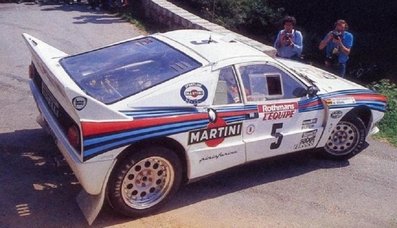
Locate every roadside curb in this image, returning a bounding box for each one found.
[140,0,276,56]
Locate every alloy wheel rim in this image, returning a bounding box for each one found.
[325,121,359,156]
[121,156,174,209]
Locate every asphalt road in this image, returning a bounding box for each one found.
[1,3,397,227]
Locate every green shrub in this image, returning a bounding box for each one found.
[172,0,283,37]
[370,79,397,146]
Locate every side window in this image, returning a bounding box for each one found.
[245,73,283,101]
[239,64,305,101]
[213,66,242,105]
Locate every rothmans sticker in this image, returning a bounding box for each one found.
[258,102,298,120]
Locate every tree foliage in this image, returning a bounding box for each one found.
[171,0,397,82]
[269,0,397,81]
[369,80,397,146]
[172,0,284,39]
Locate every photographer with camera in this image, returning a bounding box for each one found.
[274,16,303,60]
[319,19,353,77]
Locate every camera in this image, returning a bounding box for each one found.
[332,31,342,39]
[284,32,293,39]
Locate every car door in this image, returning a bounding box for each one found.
[235,62,325,162]
[187,66,253,178]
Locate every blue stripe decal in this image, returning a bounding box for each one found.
[119,105,257,119]
[84,119,209,147]
[328,103,386,112]
[84,107,255,158]
[297,89,386,112]
[84,122,207,157]
[83,116,247,157]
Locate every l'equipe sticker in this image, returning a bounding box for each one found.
[258,102,298,120]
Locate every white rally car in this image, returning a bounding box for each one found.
[23,30,387,221]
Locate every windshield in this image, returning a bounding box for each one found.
[60,37,202,104]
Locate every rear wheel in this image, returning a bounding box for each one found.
[322,115,366,160]
[107,146,182,217]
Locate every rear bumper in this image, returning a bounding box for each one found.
[30,81,114,195]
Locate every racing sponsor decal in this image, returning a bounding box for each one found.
[180,82,208,105]
[208,108,217,123]
[326,97,356,106]
[41,82,60,118]
[199,151,237,163]
[294,129,318,149]
[246,124,255,135]
[72,96,87,111]
[188,118,242,147]
[258,102,298,120]
[81,105,258,160]
[330,110,343,119]
[301,118,318,129]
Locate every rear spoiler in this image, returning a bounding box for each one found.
[22,33,128,121]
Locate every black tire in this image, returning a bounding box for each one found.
[321,115,367,160]
[107,146,182,217]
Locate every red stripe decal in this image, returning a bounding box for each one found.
[81,113,208,137]
[81,109,257,138]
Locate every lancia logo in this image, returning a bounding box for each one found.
[72,96,87,111]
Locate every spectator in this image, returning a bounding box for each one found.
[319,19,353,77]
[88,0,100,10]
[274,16,303,60]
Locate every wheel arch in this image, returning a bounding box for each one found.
[344,105,373,133]
[115,137,189,184]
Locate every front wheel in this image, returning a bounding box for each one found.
[322,115,367,160]
[107,146,182,217]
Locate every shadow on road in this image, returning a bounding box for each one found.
[40,3,127,24]
[95,147,350,226]
[0,128,351,227]
[0,129,84,227]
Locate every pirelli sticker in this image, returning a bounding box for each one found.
[258,102,298,120]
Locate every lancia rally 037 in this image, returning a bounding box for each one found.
[23,29,387,221]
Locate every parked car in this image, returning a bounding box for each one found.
[23,29,387,219]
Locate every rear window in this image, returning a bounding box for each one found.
[60,37,201,104]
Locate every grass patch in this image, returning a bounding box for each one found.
[369,79,397,146]
[118,11,146,31]
[117,7,163,34]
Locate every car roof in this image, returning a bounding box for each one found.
[155,29,273,65]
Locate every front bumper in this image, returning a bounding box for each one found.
[30,81,114,195]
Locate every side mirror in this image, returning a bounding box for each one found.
[293,87,308,97]
[293,86,319,98]
[307,86,319,97]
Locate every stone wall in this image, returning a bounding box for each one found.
[140,0,276,56]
